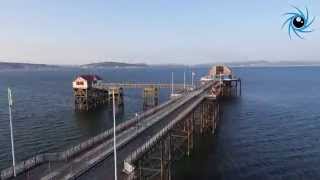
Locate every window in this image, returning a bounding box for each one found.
[76,81,84,85]
[216,66,224,75]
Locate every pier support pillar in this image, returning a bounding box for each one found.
[143,87,159,111]
[108,87,124,106]
[187,115,193,156]
[74,87,108,111]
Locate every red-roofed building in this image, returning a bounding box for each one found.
[72,74,102,89]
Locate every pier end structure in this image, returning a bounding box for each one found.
[73,75,110,111]
[201,65,241,97]
[72,75,164,112]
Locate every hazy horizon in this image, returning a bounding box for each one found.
[2,59,320,66]
[1,0,320,65]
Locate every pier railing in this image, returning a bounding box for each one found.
[0,95,185,180]
[93,82,193,90]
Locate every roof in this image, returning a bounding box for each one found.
[78,74,102,81]
[208,65,232,76]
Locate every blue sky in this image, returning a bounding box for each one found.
[0,0,319,65]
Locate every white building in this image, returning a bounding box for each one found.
[72,75,102,89]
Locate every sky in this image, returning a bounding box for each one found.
[0,0,319,65]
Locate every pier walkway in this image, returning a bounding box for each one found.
[93,83,193,90]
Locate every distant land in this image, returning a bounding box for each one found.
[80,61,148,68]
[194,60,320,68]
[1,60,320,71]
[0,62,60,71]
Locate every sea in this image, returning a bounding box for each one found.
[1,66,320,180]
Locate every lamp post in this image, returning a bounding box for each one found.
[171,72,174,95]
[112,90,118,180]
[191,72,195,89]
[183,71,186,92]
[8,88,16,177]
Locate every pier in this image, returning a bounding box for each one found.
[73,75,193,111]
[1,65,241,180]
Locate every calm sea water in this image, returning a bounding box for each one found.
[1,66,320,180]
[175,67,320,180]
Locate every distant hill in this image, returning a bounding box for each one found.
[81,61,148,68]
[149,63,187,68]
[0,62,59,71]
[193,60,320,68]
